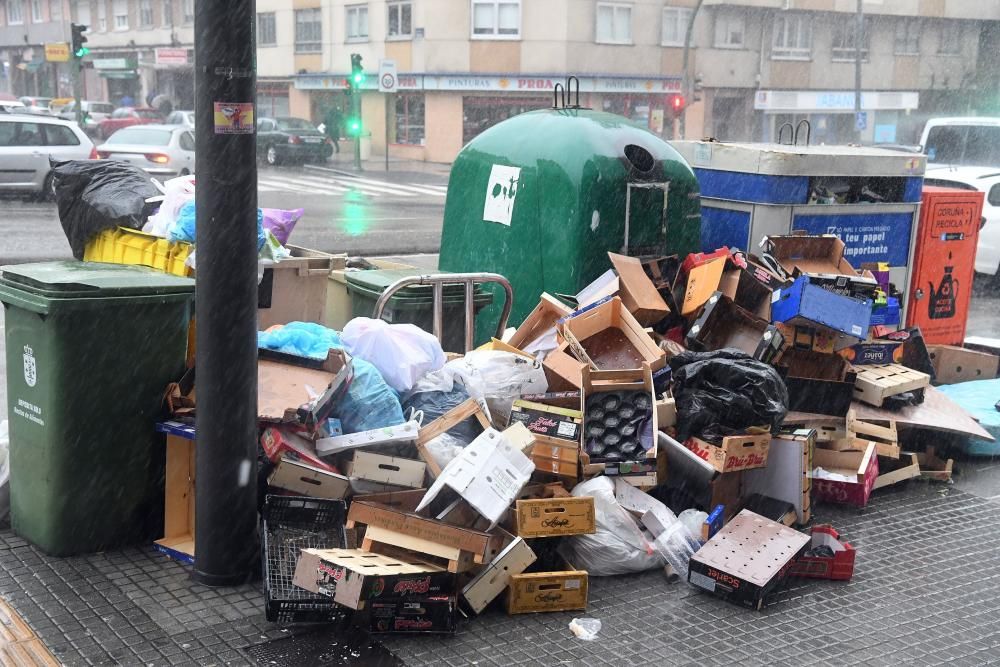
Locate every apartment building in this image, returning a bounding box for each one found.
[0,0,72,98]
[70,0,194,108]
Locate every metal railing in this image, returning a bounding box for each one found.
[372,273,514,352]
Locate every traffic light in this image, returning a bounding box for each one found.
[350,53,364,87]
[669,94,686,116]
[693,74,703,102]
[71,23,89,58]
[346,116,362,137]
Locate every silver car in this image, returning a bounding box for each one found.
[0,114,96,198]
[97,125,195,179]
[57,101,116,135]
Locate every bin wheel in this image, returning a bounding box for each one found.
[42,172,56,202]
[266,145,281,166]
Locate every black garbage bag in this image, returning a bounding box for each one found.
[401,384,481,444]
[670,348,789,443]
[51,158,160,259]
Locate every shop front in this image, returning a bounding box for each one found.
[93,56,140,107]
[754,90,921,145]
[147,48,194,110]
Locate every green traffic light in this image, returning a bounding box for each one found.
[75,47,89,57]
[347,118,361,135]
[352,72,363,85]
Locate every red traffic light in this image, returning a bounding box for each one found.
[670,94,686,112]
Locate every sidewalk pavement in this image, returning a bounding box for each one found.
[2,475,1000,666]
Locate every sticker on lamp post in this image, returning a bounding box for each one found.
[214,102,255,134]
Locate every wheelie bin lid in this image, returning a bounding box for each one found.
[345,269,493,304]
[0,261,195,298]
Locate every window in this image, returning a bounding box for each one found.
[183,0,192,24]
[471,0,520,39]
[596,3,632,45]
[43,125,81,146]
[772,13,811,60]
[30,0,42,23]
[50,0,62,21]
[395,93,424,145]
[924,125,1000,167]
[258,12,276,46]
[258,119,275,132]
[113,0,127,29]
[0,122,44,146]
[75,0,89,25]
[346,4,368,41]
[938,21,961,54]
[179,131,194,151]
[832,15,870,61]
[662,6,692,47]
[161,0,171,26]
[387,1,412,39]
[895,18,920,55]
[714,11,744,48]
[139,0,153,27]
[989,184,1000,208]
[294,8,322,53]
[8,0,24,25]
[97,0,106,31]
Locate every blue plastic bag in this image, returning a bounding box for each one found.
[258,322,404,434]
[171,201,267,250]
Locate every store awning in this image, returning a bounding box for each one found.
[99,70,139,80]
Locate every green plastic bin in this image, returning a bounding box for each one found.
[0,261,195,556]
[345,269,494,351]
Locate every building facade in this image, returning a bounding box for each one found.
[0,0,73,99]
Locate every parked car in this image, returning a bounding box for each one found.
[97,107,162,140]
[164,110,195,128]
[0,100,27,113]
[0,114,96,198]
[256,116,332,166]
[924,166,1000,276]
[57,101,116,135]
[920,117,1000,168]
[18,97,53,115]
[97,125,195,179]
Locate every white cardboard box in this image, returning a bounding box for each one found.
[461,537,537,614]
[268,457,352,500]
[345,451,426,489]
[416,426,535,526]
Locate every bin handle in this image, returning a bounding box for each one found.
[777,122,794,145]
[371,273,514,353]
[553,83,566,109]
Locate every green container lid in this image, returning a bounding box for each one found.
[0,261,195,298]
[345,269,491,304]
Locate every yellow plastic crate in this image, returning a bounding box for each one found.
[83,227,193,276]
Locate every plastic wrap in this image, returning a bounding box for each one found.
[342,318,447,394]
[144,174,196,237]
[670,348,789,442]
[261,208,304,245]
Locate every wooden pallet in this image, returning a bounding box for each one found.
[854,364,930,407]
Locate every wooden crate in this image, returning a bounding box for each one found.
[854,364,930,407]
[847,410,899,459]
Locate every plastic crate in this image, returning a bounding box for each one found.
[82,227,193,277]
[262,495,347,624]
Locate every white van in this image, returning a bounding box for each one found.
[920,117,1000,168]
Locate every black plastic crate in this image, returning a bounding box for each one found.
[262,495,347,624]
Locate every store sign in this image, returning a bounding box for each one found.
[295,73,683,94]
[155,48,188,66]
[93,58,130,70]
[755,90,919,112]
[44,43,70,63]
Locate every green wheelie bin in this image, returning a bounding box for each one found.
[0,262,194,556]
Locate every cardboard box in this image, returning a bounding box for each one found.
[687,292,783,362]
[507,570,589,614]
[688,510,811,610]
[771,276,873,340]
[686,432,770,473]
[258,350,353,427]
[542,341,588,391]
[608,252,671,325]
[720,254,774,319]
[560,296,666,372]
[788,525,856,581]
[508,399,582,443]
[763,234,878,300]
[460,538,537,614]
[268,457,351,500]
[514,497,596,538]
[315,420,421,457]
[507,293,574,352]
[292,548,453,609]
[416,427,535,526]
[744,428,814,525]
[838,340,905,366]
[673,250,728,316]
[778,348,857,417]
[853,364,930,407]
[872,452,920,490]
[655,396,677,428]
[657,431,743,518]
[260,426,337,472]
[812,442,878,507]
[580,365,658,479]
[927,345,999,385]
[367,596,457,634]
[154,421,196,564]
[345,452,427,489]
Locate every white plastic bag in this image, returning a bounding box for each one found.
[569,618,602,641]
[144,174,196,237]
[342,318,447,394]
[443,350,547,425]
[559,477,664,576]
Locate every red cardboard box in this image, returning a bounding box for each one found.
[789,525,856,581]
[812,443,878,507]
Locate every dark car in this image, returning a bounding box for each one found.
[256,116,333,166]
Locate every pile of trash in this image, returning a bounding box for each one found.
[149,235,997,632]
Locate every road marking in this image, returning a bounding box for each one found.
[411,183,449,194]
[288,173,418,198]
[258,176,353,196]
[304,164,447,197]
